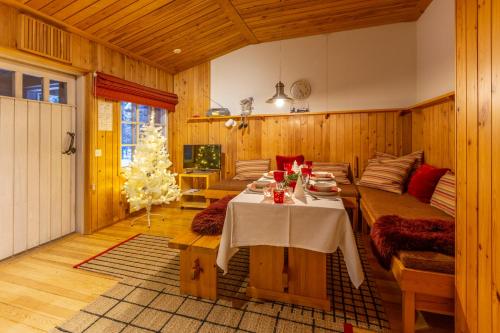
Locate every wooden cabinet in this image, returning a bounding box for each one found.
[179,172,220,209]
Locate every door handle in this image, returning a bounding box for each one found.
[62,132,76,155]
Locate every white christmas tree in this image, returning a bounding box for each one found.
[122,111,181,228]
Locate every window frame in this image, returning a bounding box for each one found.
[120,101,168,168]
[0,69,15,97]
[0,58,75,105]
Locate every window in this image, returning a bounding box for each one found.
[23,74,43,101]
[0,69,14,97]
[121,102,167,167]
[49,80,67,104]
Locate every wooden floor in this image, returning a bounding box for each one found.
[0,207,453,333]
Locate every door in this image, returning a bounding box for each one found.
[0,59,76,260]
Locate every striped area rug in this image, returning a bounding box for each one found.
[52,234,390,333]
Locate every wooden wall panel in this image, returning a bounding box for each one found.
[406,99,456,170]
[170,63,455,183]
[170,63,408,180]
[456,0,500,332]
[0,4,17,49]
[0,3,176,234]
[87,99,127,232]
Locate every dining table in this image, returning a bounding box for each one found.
[216,179,365,310]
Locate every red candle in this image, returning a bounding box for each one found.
[273,189,285,204]
[273,170,285,183]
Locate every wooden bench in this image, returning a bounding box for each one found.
[359,186,454,333]
[168,231,221,300]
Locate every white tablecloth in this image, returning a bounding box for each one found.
[216,191,365,288]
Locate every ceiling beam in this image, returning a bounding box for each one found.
[0,0,174,73]
[213,0,259,44]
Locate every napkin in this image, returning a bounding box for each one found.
[293,176,307,203]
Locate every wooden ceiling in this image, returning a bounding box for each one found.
[12,0,433,73]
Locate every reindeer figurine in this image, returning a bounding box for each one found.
[239,97,254,129]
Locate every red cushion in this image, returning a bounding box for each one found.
[408,164,449,203]
[276,155,305,171]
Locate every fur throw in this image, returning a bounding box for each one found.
[191,195,235,235]
[370,215,454,269]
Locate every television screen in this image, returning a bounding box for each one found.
[183,144,222,170]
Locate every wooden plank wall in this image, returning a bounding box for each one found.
[455,0,500,332]
[0,96,75,260]
[170,63,455,181]
[85,49,173,233]
[170,63,405,179]
[404,98,456,170]
[0,3,174,234]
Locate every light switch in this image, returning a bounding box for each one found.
[95,149,102,157]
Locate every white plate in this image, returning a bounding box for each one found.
[306,188,342,196]
[311,172,335,181]
[247,183,264,193]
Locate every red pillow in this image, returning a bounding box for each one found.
[408,164,449,203]
[276,155,305,171]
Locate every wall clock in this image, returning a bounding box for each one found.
[290,79,312,100]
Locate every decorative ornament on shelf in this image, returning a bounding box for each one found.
[238,97,253,129]
[240,97,254,116]
[122,111,181,228]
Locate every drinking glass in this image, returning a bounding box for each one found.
[301,167,312,186]
[273,189,285,204]
[274,170,285,182]
[273,170,285,190]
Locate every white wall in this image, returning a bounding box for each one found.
[327,24,416,110]
[416,0,455,101]
[211,0,455,115]
[211,23,417,115]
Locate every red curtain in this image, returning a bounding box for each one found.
[94,72,178,111]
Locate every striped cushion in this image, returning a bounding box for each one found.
[312,162,351,184]
[376,150,423,171]
[359,155,417,194]
[430,171,455,218]
[233,159,270,181]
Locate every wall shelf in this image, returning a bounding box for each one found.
[187,108,404,122]
[187,92,455,123]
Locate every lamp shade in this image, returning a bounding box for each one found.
[266,81,293,107]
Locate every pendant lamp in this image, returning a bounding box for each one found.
[266,17,293,109]
[266,81,293,108]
